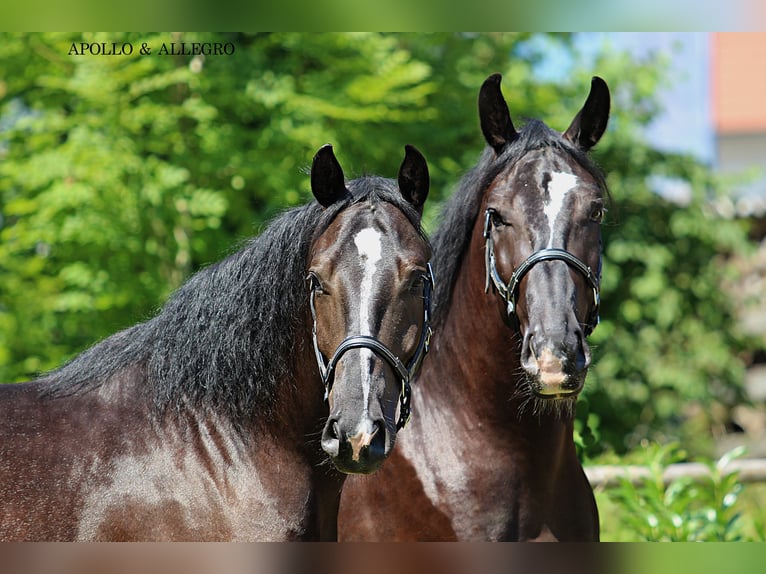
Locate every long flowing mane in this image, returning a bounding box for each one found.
[40,177,426,428]
[430,119,608,328]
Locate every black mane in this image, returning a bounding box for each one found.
[430,119,608,327]
[41,176,425,428]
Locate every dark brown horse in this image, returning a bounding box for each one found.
[0,144,432,541]
[338,74,610,541]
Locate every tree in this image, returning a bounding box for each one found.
[0,32,440,380]
[575,43,756,456]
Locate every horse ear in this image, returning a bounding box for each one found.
[478,73,518,153]
[311,144,348,208]
[398,144,429,215]
[563,76,610,150]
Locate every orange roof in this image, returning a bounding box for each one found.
[712,33,766,133]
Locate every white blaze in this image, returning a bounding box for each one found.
[353,227,383,422]
[543,172,578,247]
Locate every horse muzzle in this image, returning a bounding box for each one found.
[321,415,393,474]
[521,334,589,399]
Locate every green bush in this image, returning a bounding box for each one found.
[595,442,766,541]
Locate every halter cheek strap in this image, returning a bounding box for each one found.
[483,208,601,336]
[310,262,434,430]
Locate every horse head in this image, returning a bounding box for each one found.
[479,74,609,408]
[308,144,432,473]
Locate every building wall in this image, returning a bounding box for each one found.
[711,33,766,135]
[712,33,766,216]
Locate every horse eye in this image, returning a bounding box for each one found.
[490,210,507,227]
[409,275,424,293]
[405,271,429,296]
[590,206,605,222]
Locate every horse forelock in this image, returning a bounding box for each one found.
[334,175,428,242]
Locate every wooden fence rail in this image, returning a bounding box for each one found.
[585,459,766,488]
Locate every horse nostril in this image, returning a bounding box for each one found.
[521,332,536,367]
[321,419,341,458]
[369,419,388,457]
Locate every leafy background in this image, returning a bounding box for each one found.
[1,32,764,539]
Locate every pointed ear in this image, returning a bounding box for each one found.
[563,76,610,150]
[311,144,348,208]
[478,73,518,153]
[398,145,429,215]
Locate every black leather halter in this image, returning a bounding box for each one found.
[309,263,434,430]
[483,208,600,336]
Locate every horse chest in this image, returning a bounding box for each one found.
[398,395,531,540]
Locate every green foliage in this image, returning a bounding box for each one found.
[572,38,759,456]
[583,139,755,456]
[0,32,451,380]
[596,443,765,541]
[1,33,233,377]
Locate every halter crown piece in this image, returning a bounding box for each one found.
[309,263,435,430]
[483,209,601,336]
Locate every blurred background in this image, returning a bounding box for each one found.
[1,32,765,540]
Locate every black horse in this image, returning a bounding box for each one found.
[0,144,432,540]
[339,74,609,541]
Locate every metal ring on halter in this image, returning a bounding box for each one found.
[483,208,600,336]
[309,262,434,430]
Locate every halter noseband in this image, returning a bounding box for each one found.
[483,208,600,336]
[310,262,434,430]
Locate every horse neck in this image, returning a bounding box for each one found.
[427,220,517,410]
[260,324,327,442]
